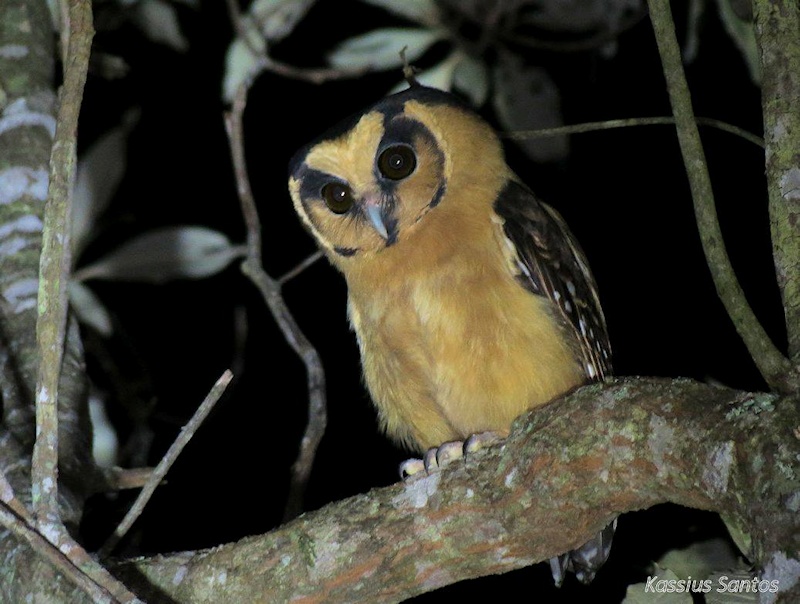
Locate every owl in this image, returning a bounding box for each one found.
[289,85,613,584]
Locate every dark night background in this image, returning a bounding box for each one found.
[74,1,780,601]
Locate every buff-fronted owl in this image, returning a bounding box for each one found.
[289,85,614,584]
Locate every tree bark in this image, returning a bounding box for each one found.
[753,0,800,365]
[105,378,800,603]
[0,0,96,599]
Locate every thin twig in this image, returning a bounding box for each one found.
[224,0,260,57]
[263,56,368,85]
[278,250,324,285]
[503,116,765,148]
[97,466,154,492]
[227,86,263,257]
[647,0,795,392]
[224,84,327,523]
[100,369,233,557]
[400,47,421,87]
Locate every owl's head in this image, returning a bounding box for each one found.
[288,86,505,261]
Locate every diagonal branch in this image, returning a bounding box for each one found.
[646,0,799,393]
[0,502,120,602]
[100,370,233,557]
[112,378,800,603]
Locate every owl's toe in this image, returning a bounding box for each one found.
[398,458,425,478]
[464,430,506,454]
[399,432,506,479]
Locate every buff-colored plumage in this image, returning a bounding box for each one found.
[289,85,614,584]
[289,87,608,452]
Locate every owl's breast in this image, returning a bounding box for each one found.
[346,253,584,451]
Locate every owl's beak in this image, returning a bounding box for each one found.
[364,200,389,241]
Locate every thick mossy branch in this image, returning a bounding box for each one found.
[753,0,800,366]
[112,378,800,603]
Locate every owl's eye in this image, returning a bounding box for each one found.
[378,145,416,180]
[321,182,354,214]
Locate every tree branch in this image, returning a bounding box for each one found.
[14,1,146,601]
[32,0,94,527]
[0,502,120,603]
[110,378,800,603]
[646,0,799,393]
[224,85,327,523]
[100,370,233,557]
[504,116,765,148]
[752,0,800,366]
[0,0,97,570]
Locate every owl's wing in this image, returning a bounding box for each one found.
[493,179,611,381]
[495,179,615,586]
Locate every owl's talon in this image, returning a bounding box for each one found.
[549,518,618,586]
[435,440,465,468]
[423,448,439,473]
[399,458,425,479]
[549,554,569,588]
[464,430,506,454]
[400,433,504,479]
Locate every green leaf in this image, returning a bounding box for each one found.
[658,537,741,580]
[715,0,761,85]
[134,0,189,52]
[683,0,704,64]
[452,55,489,106]
[720,513,752,560]
[221,0,315,101]
[492,51,568,163]
[75,226,245,284]
[222,37,265,102]
[357,0,439,25]
[73,109,139,256]
[328,28,442,70]
[706,571,762,603]
[623,567,694,604]
[248,0,316,43]
[89,395,119,468]
[69,281,113,337]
